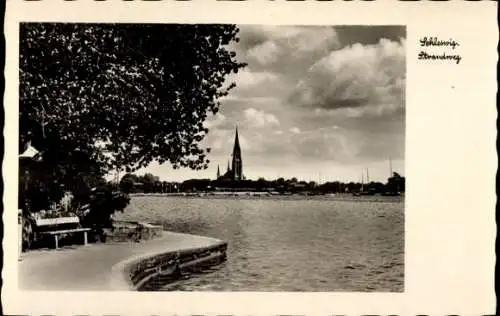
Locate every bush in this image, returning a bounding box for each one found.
[78,187,131,238]
[20,157,131,247]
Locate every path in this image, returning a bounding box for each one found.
[19,231,222,291]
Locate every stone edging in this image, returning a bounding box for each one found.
[109,240,228,291]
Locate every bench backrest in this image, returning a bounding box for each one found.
[35,216,80,226]
[35,216,82,232]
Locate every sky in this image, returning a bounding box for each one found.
[135,25,406,183]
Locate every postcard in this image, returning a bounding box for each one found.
[2,1,497,315]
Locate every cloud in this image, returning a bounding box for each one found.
[247,41,280,66]
[243,108,280,128]
[203,126,250,153]
[236,25,340,73]
[334,25,406,47]
[132,26,406,181]
[238,25,336,50]
[294,107,405,162]
[204,112,237,131]
[204,112,226,128]
[231,69,280,90]
[208,26,405,174]
[291,38,406,115]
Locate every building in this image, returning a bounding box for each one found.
[217,127,244,181]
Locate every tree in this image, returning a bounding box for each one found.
[307,181,317,190]
[119,173,139,193]
[256,177,268,190]
[19,23,246,205]
[140,173,159,193]
[181,179,211,192]
[19,23,245,246]
[80,189,131,240]
[386,172,405,193]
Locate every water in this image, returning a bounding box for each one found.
[116,195,404,292]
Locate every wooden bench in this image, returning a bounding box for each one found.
[35,217,91,249]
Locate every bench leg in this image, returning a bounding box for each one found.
[54,235,59,249]
[83,231,88,246]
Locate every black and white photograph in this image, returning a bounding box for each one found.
[3,2,498,316]
[17,23,406,292]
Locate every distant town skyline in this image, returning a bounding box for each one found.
[130,25,406,183]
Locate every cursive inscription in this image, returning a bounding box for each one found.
[420,37,459,50]
[418,51,462,64]
[418,36,462,65]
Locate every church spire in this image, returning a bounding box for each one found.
[233,126,241,155]
[217,165,220,179]
[227,159,230,172]
[231,126,243,181]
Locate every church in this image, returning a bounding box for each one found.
[216,127,244,181]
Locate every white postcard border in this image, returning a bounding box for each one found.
[3,1,497,315]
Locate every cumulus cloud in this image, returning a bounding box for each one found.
[137,26,406,181]
[204,112,226,129]
[226,26,341,105]
[244,108,280,128]
[247,41,280,66]
[203,112,238,132]
[203,127,251,155]
[291,38,406,115]
[208,26,405,175]
[231,69,280,90]
[237,25,340,73]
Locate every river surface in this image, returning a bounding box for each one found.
[116,195,404,292]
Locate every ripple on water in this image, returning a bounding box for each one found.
[116,196,404,292]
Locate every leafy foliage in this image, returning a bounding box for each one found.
[119,173,139,194]
[385,172,405,193]
[119,172,161,193]
[120,173,405,195]
[20,23,246,176]
[19,23,245,245]
[79,188,131,235]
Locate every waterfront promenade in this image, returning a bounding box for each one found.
[19,231,224,291]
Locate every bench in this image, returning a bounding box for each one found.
[34,217,91,249]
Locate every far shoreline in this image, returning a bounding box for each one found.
[128,192,405,202]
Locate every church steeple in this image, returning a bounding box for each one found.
[217,165,220,179]
[231,126,243,181]
[233,126,241,155]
